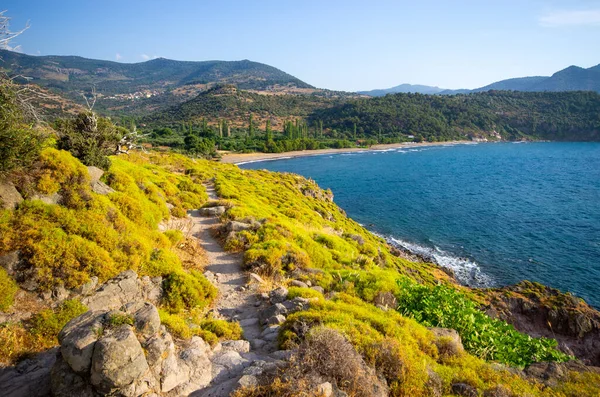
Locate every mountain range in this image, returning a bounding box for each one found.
[359,64,600,96]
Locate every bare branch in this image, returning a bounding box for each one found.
[0,10,30,50]
[82,86,98,111]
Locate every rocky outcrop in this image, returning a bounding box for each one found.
[51,301,213,397]
[87,166,115,195]
[483,281,600,365]
[81,270,162,311]
[199,206,226,217]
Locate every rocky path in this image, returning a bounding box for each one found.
[190,184,284,396]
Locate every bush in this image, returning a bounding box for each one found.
[0,268,18,311]
[29,299,87,342]
[395,279,571,367]
[193,319,243,345]
[162,270,217,313]
[158,309,192,339]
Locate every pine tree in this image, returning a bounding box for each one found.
[265,119,272,141]
[248,114,254,137]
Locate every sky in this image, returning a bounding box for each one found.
[3,0,600,91]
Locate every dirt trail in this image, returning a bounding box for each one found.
[189,184,273,354]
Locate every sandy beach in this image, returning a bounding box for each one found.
[220,140,478,164]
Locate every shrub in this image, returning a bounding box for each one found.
[395,279,571,367]
[162,270,217,313]
[29,299,87,343]
[287,286,323,300]
[107,312,134,327]
[158,309,192,339]
[0,268,18,311]
[194,319,243,344]
[164,230,184,246]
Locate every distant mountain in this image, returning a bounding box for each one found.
[0,49,312,101]
[358,83,445,96]
[366,64,600,96]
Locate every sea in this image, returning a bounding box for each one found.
[240,142,600,308]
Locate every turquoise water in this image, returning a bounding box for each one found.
[241,142,600,308]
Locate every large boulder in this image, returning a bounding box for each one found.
[82,270,161,311]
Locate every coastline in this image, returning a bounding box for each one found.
[220,140,478,165]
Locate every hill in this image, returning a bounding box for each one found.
[366,64,600,96]
[358,83,445,96]
[0,49,313,114]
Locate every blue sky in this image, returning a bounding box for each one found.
[3,1,600,91]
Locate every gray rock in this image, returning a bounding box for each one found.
[0,250,20,273]
[290,280,309,288]
[0,182,23,210]
[50,355,94,397]
[239,317,259,327]
[90,325,151,394]
[430,327,464,357]
[250,339,267,350]
[87,166,104,184]
[176,337,213,393]
[58,311,106,374]
[226,220,252,232]
[282,297,311,313]
[200,206,226,216]
[76,277,98,296]
[267,314,286,325]
[53,285,70,302]
[0,348,58,397]
[311,286,325,294]
[238,374,258,388]
[82,270,144,311]
[91,181,115,195]
[269,287,288,304]
[123,301,161,338]
[219,340,251,354]
[211,350,248,369]
[260,303,287,325]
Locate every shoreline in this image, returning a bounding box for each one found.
[219,140,479,165]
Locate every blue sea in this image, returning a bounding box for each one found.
[241,142,600,308]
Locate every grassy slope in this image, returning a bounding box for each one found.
[1,150,598,396]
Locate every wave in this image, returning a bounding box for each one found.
[386,236,494,288]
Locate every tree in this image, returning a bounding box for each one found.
[248,114,254,137]
[55,112,123,170]
[265,119,272,141]
[0,10,29,51]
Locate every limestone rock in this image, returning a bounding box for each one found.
[87,166,104,184]
[82,270,145,311]
[123,301,161,339]
[76,276,98,296]
[58,310,106,374]
[0,250,20,274]
[451,383,478,397]
[267,314,286,325]
[260,303,287,325]
[218,340,251,354]
[0,182,23,209]
[90,325,150,394]
[91,181,115,195]
[238,374,258,388]
[311,286,325,294]
[226,220,252,232]
[281,297,310,313]
[31,192,62,205]
[0,347,58,397]
[430,327,464,358]
[51,355,94,397]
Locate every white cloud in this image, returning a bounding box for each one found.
[116,53,122,61]
[141,54,150,61]
[539,9,600,27]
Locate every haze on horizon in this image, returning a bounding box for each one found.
[3,0,600,92]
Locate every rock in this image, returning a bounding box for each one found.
[267,314,286,325]
[430,327,464,358]
[53,285,70,302]
[91,181,115,195]
[269,287,289,304]
[200,206,226,216]
[282,297,311,313]
[451,383,478,397]
[226,220,252,232]
[211,350,248,369]
[0,250,20,273]
[123,301,161,338]
[373,291,398,310]
[425,368,443,397]
[141,276,163,303]
[87,166,104,184]
[51,355,95,397]
[317,382,333,397]
[82,270,145,311]
[260,303,287,325]
[311,286,325,294]
[76,277,98,296]
[251,339,267,350]
[31,192,62,205]
[219,340,251,354]
[290,279,309,288]
[177,337,213,393]
[90,325,150,394]
[261,326,280,338]
[0,182,23,210]
[58,310,106,373]
[248,273,265,285]
[238,374,259,388]
[0,347,58,397]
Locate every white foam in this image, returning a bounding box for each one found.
[236,156,292,165]
[387,237,494,287]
